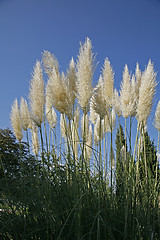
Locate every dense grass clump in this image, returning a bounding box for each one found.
[1,38,160,239]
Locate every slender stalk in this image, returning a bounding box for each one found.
[44,118,50,173]
[110,112,113,189]
[105,133,108,182]
[99,118,102,175]
[124,117,127,166]
[155,130,159,188]
[130,116,132,153]
[82,111,86,174]
[142,125,148,183]
[136,132,141,186]
[104,132,106,180]
[39,126,45,172]
[133,123,140,164]
[94,140,96,175]
[48,126,51,156]
[54,127,57,159]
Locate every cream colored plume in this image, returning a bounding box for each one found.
[104,108,116,133]
[31,123,39,156]
[20,97,32,131]
[70,119,79,160]
[42,50,59,77]
[10,98,23,141]
[135,63,142,101]
[102,58,114,107]
[43,52,76,119]
[60,114,67,139]
[92,76,108,119]
[46,84,57,128]
[90,96,98,124]
[66,58,77,107]
[29,61,45,127]
[81,113,89,140]
[76,38,94,113]
[130,75,137,117]
[73,107,80,129]
[136,60,157,124]
[154,100,160,131]
[94,115,104,145]
[120,65,134,118]
[113,89,121,117]
[84,124,93,160]
[47,68,73,119]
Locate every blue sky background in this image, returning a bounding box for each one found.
[0,0,160,146]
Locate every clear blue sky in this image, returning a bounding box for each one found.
[0,0,160,143]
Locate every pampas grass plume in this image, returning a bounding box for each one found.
[102,58,114,107]
[66,58,77,107]
[92,76,108,119]
[90,96,98,124]
[29,61,45,127]
[84,124,93,160]
[113,89,121,117]
[10,98,23,141]
[120,65,134,118]
[155,100,160,131]
[31,123,39,156]
[60,114,67,139]
[94,115,104,144]
[42,50,59,77]
[137,60,157,124]
[46,85,57,128]
[20,97,32,131]
[81,113,89,140]
[76,38,94,113]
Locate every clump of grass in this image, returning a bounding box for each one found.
[1,38,160,239]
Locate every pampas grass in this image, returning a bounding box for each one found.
[29,61,45,127]
[76,38,94,113]
[102,57,114,107]
[10,98,23,141]
[20,97,32,131]
[6,39,160,240]
[136,60,157,124]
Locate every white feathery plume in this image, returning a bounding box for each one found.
[135,63,142,100]
[104,108,116,133]
[120,65,133,118]
[43,52,76,119]
[31,123,39,156]
[113,89,121,117]
[73,107,80,129]
[66,58,77,107]
[42,50,59,77]
[102,58,114,107]
[10,98,23,141]
[76,38,94,113]
[84,124,93,160]
[154,100,160,131]
[81,113,89,140]
[46,84,57,128]
[94,115,104,145]
[29,61,45,127]
[92,76,108,119]
[20,97,32,131]
[70,119,79,160]
[47,68,73,119]
[90,96,99,124]
[68,107,80,159]
[130,75,137,117]
[136,60,157,124]
[60,114,67,139]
